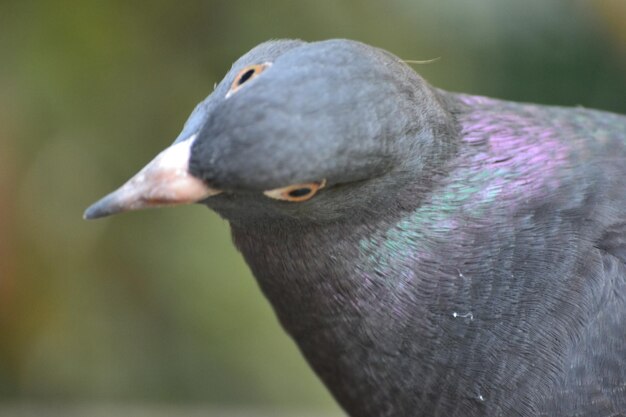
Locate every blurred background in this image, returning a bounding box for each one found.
[1,0,625,416]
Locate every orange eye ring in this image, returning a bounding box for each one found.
[226,62,271,98]
[263,180,327,202]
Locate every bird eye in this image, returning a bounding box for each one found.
[264,180,326,202]
[226,63,271,98]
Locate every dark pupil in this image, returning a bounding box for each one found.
[238,69,255,85]
[288,188,312,198]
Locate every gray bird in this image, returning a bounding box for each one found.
[85,39,626,417]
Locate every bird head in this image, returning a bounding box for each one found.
[85,39,456,225]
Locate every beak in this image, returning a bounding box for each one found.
[83,136,220,220]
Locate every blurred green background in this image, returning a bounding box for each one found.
[1,0,625,415]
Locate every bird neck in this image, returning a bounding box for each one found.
[230,210,487,417]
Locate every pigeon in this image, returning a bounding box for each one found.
[84,39,626,417]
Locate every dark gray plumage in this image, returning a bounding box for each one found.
[85,39,626,417]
